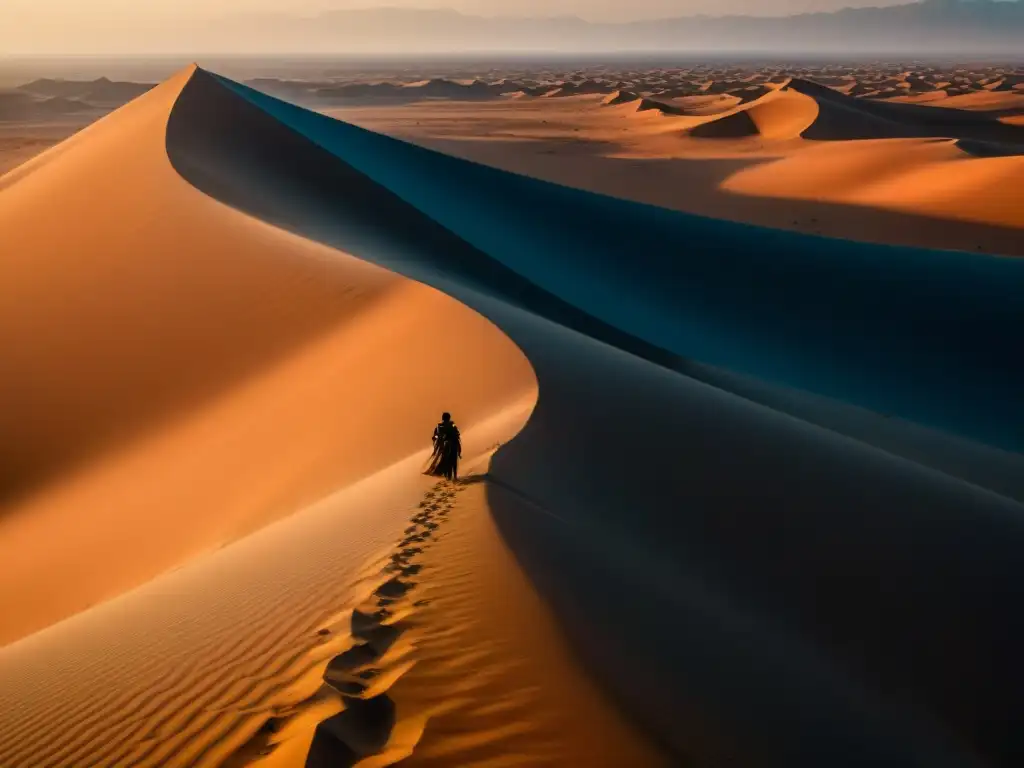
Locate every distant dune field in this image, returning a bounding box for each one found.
[323,76,1024,256]
[4,62,1023,252]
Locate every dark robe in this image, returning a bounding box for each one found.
[425,420,461,480]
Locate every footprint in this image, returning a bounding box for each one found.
[324,644,379,682]
[351,609,389,636]
[306,696,396,767]
[303,483,458,766]
[328,679,369,696]
[375,578,412,600]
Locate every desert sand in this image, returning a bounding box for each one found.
[0,66,659,767]
[1,60,1023,768]
[324,78,1024,256]
[4,61,1023,253]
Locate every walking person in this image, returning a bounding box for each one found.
[425,412,462,481]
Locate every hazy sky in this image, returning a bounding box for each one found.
[2,0,914,26]
[0,0,938,55]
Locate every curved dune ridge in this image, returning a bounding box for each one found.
[0,67,658,768]
[685,77,1024,151]
[0,64,1023,768]
[198,71,1024,454]
[689,86,821,140]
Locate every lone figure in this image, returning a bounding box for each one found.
[426,412,461,481]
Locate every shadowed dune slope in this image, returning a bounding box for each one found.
[197,72,1024,455]
[166,68,1024,767]
[169,72,1024,500]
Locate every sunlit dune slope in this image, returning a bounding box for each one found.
[0,66,535,644]
[722,135,1024,232]
[169,68,1024,766]
[0,65,663,768]
[670,81,1024,237]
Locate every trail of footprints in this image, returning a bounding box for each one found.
[302,481,459,767]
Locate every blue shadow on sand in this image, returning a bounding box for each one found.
[214,74,1024,454]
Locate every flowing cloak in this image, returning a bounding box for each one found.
[425,421,461,478]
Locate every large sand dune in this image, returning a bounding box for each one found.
[0,70,534,646]
[1,65,1023,767]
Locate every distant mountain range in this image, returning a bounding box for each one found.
[200,1,1024,55]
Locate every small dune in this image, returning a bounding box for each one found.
[684,77,1024,153]
[632,97,686,116]
[787,77,1024,148]
[689,87,819,140]
[601,89,641,106]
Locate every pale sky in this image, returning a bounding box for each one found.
[1,0,912,25]
[0,0,922,55]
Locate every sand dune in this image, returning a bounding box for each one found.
[632,97,686,116]
[690,87,819,140]
[786,78,1024,148]
[181,69,1022,764]
[722,136,1024,233]
[601,88,640,106]
[1,63,1023,768]
[684,77,1024,152]
[0,65,657,768]
[0,69,534,643]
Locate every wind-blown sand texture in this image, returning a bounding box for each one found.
[1,64,1023,767]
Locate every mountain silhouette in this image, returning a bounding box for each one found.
[199,1,1024,54]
